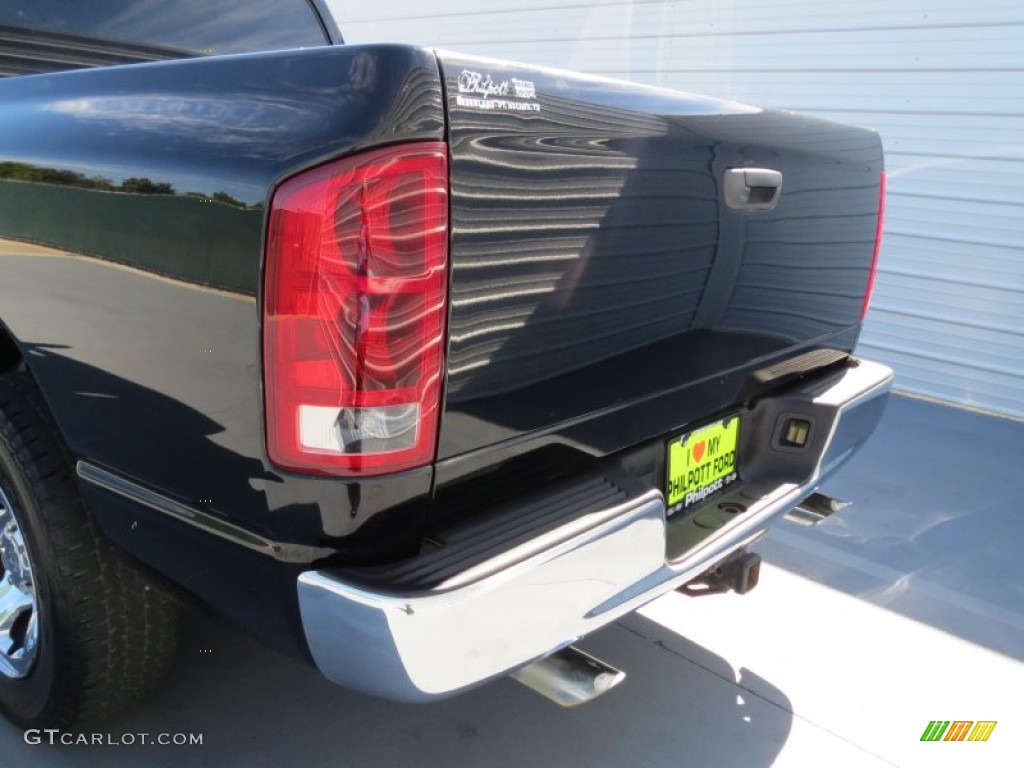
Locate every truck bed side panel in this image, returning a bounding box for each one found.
[0,45,444,551]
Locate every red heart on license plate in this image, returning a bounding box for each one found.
[692,441,706,463]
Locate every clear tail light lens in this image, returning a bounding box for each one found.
[861,171,886,322]
[263,143,449,475]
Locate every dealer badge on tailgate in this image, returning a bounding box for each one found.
[666,416,740,516]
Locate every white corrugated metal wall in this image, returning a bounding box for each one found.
[334,0,1024,418]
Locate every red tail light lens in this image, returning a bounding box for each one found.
[861,171,886,322]
[264,143,449,475]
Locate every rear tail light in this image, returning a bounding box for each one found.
[263,143,449,475]
[860,171,886,321]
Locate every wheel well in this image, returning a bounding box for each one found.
[0,323,24,373]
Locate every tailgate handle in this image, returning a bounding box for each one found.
[724,168,782,212]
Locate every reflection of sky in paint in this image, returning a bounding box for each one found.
[0,0,326,54]
[46,94,313,144]
[1,48,391,207]
[29,88,328,205]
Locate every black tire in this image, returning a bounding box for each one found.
[0,373,180,728]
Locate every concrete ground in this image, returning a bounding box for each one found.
[1,394,1021,767]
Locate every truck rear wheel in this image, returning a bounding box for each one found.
[0,374,180,728]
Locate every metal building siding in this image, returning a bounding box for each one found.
[337,0,1024,418]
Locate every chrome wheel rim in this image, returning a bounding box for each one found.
[0,484,39,679]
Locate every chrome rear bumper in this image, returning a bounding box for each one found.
[298,358,893,702]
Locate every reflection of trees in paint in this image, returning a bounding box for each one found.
[119,176,174,195]
[0,161,117,191]
[211,191,244,206]
[0,161,249,207]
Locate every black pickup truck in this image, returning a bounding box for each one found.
[0,0,892,727]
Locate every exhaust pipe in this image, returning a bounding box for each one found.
[785,492,852,526]
[509,646,625,707]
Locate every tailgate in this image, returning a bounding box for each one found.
[435,51,883,461]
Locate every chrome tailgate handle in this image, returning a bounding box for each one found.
[724,167,783,212]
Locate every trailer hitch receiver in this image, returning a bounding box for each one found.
[677,550,762,597]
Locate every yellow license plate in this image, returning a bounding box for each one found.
[666,416,740,514]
